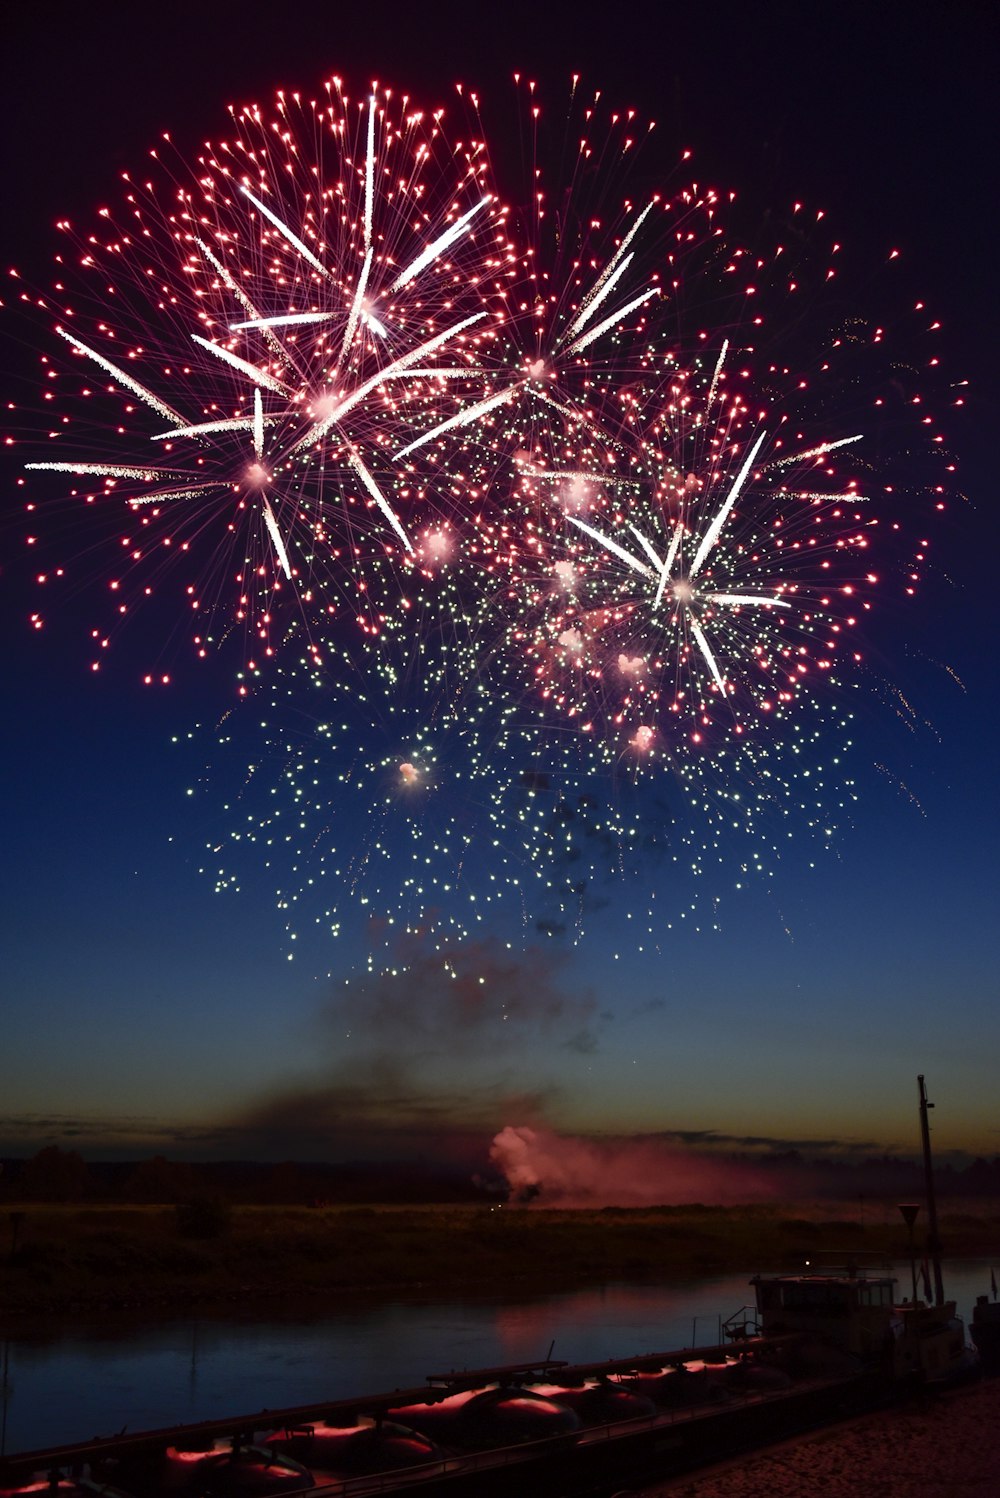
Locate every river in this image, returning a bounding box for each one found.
[1,1261,994,1456]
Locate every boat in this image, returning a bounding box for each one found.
[751,1261,972,1384]
[750,1077,976,1389]
[0,1318,958,1498]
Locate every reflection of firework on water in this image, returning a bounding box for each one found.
[16,76,959,952]
[19,81,512,679]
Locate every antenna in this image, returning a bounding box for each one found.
[918,1075,946,1306]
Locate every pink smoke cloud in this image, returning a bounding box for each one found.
[490,1125,781,1207]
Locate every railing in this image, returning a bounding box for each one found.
[722,1304,760,1340]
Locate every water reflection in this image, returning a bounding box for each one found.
[2,1261,993,1456]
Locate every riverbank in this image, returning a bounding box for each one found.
[2,1199,997,1318]
[642,1377,1000,1497]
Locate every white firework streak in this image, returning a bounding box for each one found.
[688,613,728,696]
[795,490,869,503]
[195,238,287,364]
[563,201,655,343]
[289,311,487,455]
[774,434,863,467]
[562,252,635,342]
[190,334,292,396]
[149,415,279,441]
[706,338,729,408]
[658,518,685,603]
[389,368,478,379]
[627,524,665,571]
[55,328,185,427]
[529,385,592,424]
[394,385,517,460]
[396,369,594,464]
[240,184,333,281]
[360,308,388,339]
[566,513,655,580]
[364,94,376,252]
[253,388,264,461]
[524,464,642,488]
[230,312,335,331]
[622,516,684,609]
[389,198,492,292]
[338,246,374,369]
[689,430,767,578]
[128,484,224,505]
[348,452,413,552]
[261,497,292,578]
[24,461,181,481]
[562,286,660,356]
[708,592,791,608]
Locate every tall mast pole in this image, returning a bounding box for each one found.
[918,1074,945,1306]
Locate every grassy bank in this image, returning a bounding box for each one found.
[2,1199,998,1319]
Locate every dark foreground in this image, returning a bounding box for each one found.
[638,1376,1000,1497]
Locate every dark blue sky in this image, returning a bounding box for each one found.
[2,1,996,1172]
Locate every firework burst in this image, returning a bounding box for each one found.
[18,80,514,681]
[13,74,958,954]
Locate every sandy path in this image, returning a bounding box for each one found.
[635,1378,1000,1497]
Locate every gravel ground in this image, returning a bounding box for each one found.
[637,1377,1000,1497]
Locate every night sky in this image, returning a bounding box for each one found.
[2,1,996,1184]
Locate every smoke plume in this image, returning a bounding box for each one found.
[490,1124,781,1207]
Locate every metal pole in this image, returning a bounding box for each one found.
[918,1075,946,1306]
[1,1338,9,1458]
[898,1204,920,1303]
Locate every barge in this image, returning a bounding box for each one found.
[0,1274,973,1498]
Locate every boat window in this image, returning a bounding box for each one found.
[781,1283,850,1313]
[857,1282,891,1307]
[756,1284,781,1312]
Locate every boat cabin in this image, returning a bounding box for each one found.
[751,1267,966,1381]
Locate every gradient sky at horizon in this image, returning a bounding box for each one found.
[2,1,996,1175]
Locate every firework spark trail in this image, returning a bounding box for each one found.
[239,184,334,280]
[252,389,265,462]
[189,334,293,395]
[196,237,288,363]
[395,385,517,460]
[55,328,185,426]
[567,513,655,579]
[25,461,178,481]
[389,197,493,291]
[563,201,656,342]
[364,93,375,252]
[689,431,767,577]
[339,246,374,370]
[348,452,414,553]
[288,311,489,453]
[688,613,728,695]
[262,498,292,578]
[705,338,729,409]
[562,286,660,356]
[774,435,863,467]
[149,415,278,441]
